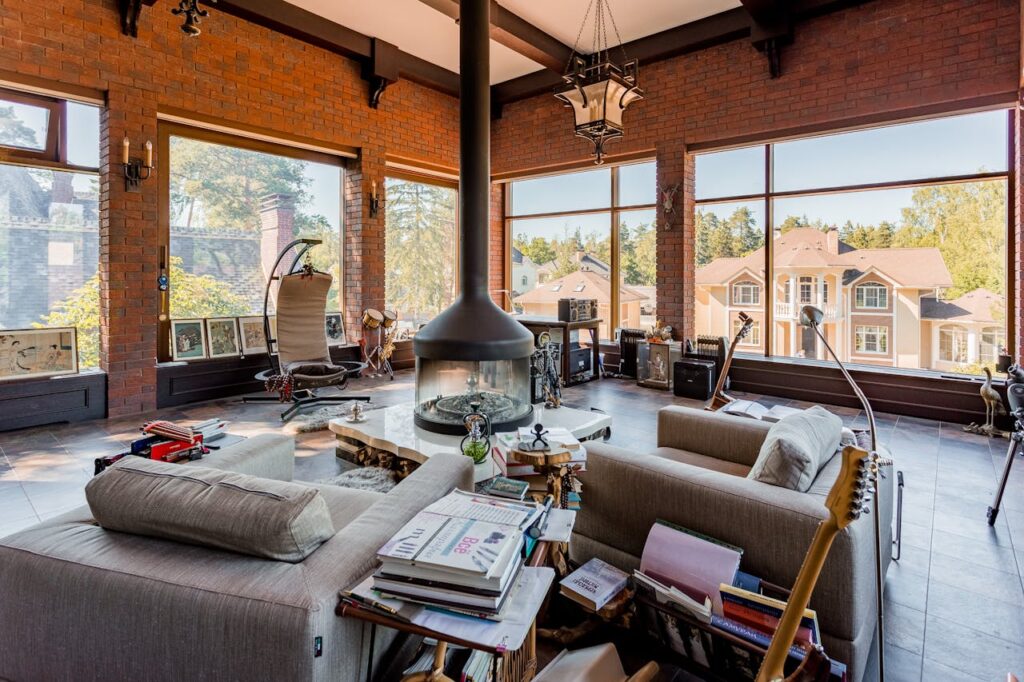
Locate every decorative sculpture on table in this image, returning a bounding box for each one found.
[531,332,562,408]
[964,367,1008,437]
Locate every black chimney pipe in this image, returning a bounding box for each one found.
[413,0,533,362]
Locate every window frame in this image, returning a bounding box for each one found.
[0,87,101,173]
[939,325,969,363]
[732,280,761,306]
[854,325,888,355]
[855,283,888,310]
[156,121,346,362]
[502,159,657,338]
[693,108,1014,373]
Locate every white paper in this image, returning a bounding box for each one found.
[425,490,540,529]
[411,566,555,651]
[538,508,576,543]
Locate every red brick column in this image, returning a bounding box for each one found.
[99,88,159,417]
[1016,106,1023,359]
[656,140,691,340]
[489,182,507,307]
[343,146,387,348]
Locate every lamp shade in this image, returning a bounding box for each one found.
[555,58,643,163]
[799,305,825,327]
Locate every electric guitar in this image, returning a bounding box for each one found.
[707,311,754,411]
[755,445,876,682]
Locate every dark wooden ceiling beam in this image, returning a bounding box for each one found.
[739,0,793,78]
[214,0,459,98]
[493,0,869,106]
[417,0,573,72]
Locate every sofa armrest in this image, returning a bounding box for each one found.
[657,406,770,467]
[189,433,295,481]
[575,442,886,644]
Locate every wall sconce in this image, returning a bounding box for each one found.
[122,137,153,191]
[369,180,381,217]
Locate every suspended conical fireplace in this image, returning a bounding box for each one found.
[412,0,535,435]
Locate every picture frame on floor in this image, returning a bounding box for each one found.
[170,319,207,361]
[205,318,241,358]
[239,316,267,355]
[0,327,78,381]
[325,312,346,346]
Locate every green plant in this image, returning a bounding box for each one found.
[462,439,489,464]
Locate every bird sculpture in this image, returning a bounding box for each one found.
[981,367,1006,436]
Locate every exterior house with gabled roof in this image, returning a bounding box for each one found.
[513,269,645,340]
[695,227,1000,371]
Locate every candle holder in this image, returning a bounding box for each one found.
[368,180,381,218]
[122,138,153,192]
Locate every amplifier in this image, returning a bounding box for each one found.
[673,358,716,400]
[569,346,592,376]
[558,298,598,322]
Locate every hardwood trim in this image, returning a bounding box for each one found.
[729,355,997,424]
[492,149,656,183]
[687,92,1018,153]
[212,0,459,97]
[158,107,358,160]
[385,168,458,189]
[158,121,345,166]
[385,153,459,183]
[0,69,105,105]
[417,0,572,73]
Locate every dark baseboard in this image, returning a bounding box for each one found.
[156,345,362,408]
[0,370,107,432]
[730,356,994,425]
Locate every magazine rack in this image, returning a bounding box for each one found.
[632,580,845,682]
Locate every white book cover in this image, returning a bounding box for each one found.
[559,557,628,610]
[377,511,449,562]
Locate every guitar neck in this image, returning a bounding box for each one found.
[756,519,839,682]
[709,337,742,409]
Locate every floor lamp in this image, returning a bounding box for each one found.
[799,305,888,682]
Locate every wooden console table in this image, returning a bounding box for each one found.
[513,316,602,387]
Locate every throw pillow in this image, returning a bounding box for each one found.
[748,405,843,491]
[86,457,335,562]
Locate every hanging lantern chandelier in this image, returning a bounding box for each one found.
[171,0,211,37]
[554,0,643,164]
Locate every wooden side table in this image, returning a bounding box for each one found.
[338,544,554,682]
[513,316,602,386]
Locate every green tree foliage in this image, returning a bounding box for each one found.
[0,104,40,149]
[620,221,656,286]
[695,206,764,266]
[385,179,457,325]
[513,235,556,265]
[40,258,250,368]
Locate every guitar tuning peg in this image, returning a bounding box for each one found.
[860,505,872,515]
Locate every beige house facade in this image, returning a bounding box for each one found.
[695,228,1004,372]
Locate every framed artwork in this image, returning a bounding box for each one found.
[170,319,207,361]
[325,312,346,346]
[239,316,268,355]
[0,327,78,381]
[205,318,240,358]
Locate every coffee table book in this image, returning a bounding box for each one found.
[559,557,628,612]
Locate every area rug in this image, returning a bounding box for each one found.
[319,466,397,493]
[286,402,379,434]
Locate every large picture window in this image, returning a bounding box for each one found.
[385,176,458,331]
[0,90,100,368]
[161,124,343,359]
[506,161,656,340]
[694,110,1010,376]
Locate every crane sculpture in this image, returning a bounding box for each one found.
[965,367,1007,437]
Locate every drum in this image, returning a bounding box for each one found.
[362,308,383,329]
[381,310,398,329]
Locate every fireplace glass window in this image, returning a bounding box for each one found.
[414,357,533,434]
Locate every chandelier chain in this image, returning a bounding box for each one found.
[564,0,631,73]
[565,0,596,72]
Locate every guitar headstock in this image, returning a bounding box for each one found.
[825,445,875,531]
[735,311,754,340]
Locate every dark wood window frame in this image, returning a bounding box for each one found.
[694,108,1016,376]
[156,121,346,362]
[501,159,658,338]
[0,86,98,173]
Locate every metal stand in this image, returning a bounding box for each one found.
[365,326,394,380]
[988,428,1022,525]
[893,471,904,561]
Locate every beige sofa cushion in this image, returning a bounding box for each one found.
[652,447,752,477]
[86,457,335,562]
[748,406,842,492]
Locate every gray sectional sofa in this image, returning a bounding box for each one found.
[0,434,473,682]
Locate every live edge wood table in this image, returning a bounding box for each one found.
[338,543,555,682]
[512,316,602,387]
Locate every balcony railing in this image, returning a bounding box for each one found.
[775,302,838,320]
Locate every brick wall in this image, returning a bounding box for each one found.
[492,0,1020,341]
[0,0,459,415]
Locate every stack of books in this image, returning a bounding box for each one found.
[370,490,541,620]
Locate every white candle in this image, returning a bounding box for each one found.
[122,137,130,165]
[144,140,153,168]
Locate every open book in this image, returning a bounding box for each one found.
[722,399,802,423]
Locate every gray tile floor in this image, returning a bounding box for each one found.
[1,370,1022,681]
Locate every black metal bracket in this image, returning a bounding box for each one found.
[368,76,391,109]
[761,37,784,79]
[363,38,399,109]
[118,0,144,37]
